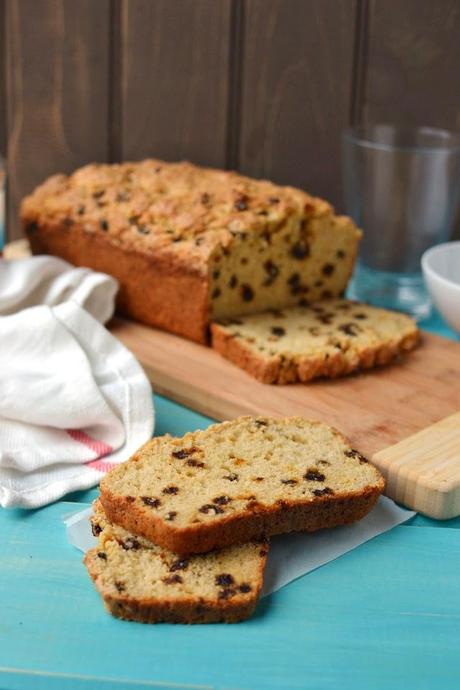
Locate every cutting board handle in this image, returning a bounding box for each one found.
[372,412,460,519]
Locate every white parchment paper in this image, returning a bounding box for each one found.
[64,497,414,597]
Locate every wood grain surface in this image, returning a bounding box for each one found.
[356,0,460,240]
[4,212,460,517]
[360,0,460,130]
[374,412,460,519]
[111,317,460,519]
[4,0,460,241]
[118,0,232,168]
[0,0,6,160]
[238,0,357,211]
[5,0,111,238]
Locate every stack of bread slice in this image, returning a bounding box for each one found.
[85,416,385,624]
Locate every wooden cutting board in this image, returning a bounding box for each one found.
[111,318,460,520]
[4,239,460,519]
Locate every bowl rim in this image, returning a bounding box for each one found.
[422,241,460,292]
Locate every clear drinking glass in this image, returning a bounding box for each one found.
[342,125,460,318]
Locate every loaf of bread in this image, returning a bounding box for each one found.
[211,299,419,384]
[85,500,268,624]
[21,160,361,342]
[100,416,384,554]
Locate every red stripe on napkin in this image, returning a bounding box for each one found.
[66,429,115,472]
[85,459,117,472]
[66,429,113,456]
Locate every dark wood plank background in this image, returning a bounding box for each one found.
[2,0,460,240]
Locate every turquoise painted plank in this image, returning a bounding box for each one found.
[410,513,460,529]
[2,306,458,690]
[1,501,459,690]
[0,671,207,690]
[153,395,214,436]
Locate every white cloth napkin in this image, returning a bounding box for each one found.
[64,496,415,597]
[0,256,154,509]
[0,255,117,322]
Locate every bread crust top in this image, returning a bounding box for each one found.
[20,158,339,274]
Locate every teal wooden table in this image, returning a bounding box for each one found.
[1,311,459,690]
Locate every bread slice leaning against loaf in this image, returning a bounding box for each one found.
[84,500,268,624]
[100,417,385,554]
[211,299,419,384]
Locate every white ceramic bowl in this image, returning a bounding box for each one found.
[422,241,460,333]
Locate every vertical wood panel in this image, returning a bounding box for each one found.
[119,0,232,168]
[361,0,460,129]
[6,0,111,240]
[359,0,460,238]
[0,0,6,245]
[238,0,357,211]
[0,0,6,159]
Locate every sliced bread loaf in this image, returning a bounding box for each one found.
[211,299,419,384]
[85,500,268,624]
[22,159,361,343]
[100,417,384,554]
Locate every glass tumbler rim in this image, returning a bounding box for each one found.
[343,124,460,154]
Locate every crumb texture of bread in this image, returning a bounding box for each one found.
[85,500,267,624]
[100,416,384,554]
[21,159,361,342]
[211,299,419,384]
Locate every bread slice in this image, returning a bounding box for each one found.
[211,299,419,384]
[84,500,268,624]
[100,417,384,554]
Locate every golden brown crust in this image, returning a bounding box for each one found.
[27,218,210,343]
[84,545,267,624]
[100,484,383,555]
[101,592,258,624]
[20,160,331,245]
[210,310,420,384]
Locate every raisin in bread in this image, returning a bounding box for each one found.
[85,500,268,624]
[21,159,361,343]
[211,299,419,384]
[100,417,384,554]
